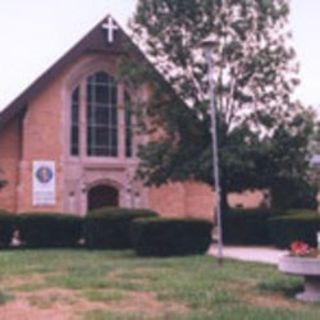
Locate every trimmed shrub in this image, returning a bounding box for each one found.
[268,212,320,248]
[222,209,278,245]
[0,210,15,248]
[85,207,158,249]
[18,213,83,248]
[131,217,213,256]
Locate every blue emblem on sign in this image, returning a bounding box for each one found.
[36,166,53,184]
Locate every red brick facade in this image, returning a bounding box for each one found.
[0,16,264,218]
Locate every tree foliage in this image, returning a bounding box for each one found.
[122,0,316,209]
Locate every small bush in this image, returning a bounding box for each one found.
[85,207,158,249]
[131,217,212,256]
[222,209,278,245]
[0,210,15,248]
[18,213,83,248]
[268,212,320,248]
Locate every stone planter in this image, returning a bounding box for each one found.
[278,256,320,302]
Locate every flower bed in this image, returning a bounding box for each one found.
[289,241,319,258]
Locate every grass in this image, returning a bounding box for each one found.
[0,249,319,319]
[83,289,127,302]
[0,291,12,305]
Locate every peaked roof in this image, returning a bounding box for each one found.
[0,15,141,130]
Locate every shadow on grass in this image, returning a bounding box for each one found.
[258,279,303,298]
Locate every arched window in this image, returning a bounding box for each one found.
[69,70,134,158]
[70,87,80,156]
[86,71,118,157]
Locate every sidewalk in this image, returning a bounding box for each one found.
[208,245,288,265]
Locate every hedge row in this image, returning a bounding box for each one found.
[222,208,280,245]
[0,210,15,247]
[85,208,158,249]
[268,212,320,248]
[223,208,320,249]
[131,218,212,256]
[0,211,83,248]
[0,208,158,249]
[18,213,83,248]
[0,209,213,255]
[6,207,320,251]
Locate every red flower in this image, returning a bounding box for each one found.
[290,241,310,256]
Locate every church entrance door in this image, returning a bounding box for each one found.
[88,185,119,211]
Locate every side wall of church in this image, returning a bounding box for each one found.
[148,183,187,217]
[17,70,65,212]
[0,119,21,212]
[149,182,215,220]
[149,182,265,220]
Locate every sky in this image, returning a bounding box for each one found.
[0,0,319,112]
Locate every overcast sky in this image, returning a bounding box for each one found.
[0,0,319,112]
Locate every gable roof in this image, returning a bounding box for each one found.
[0,15,142,130]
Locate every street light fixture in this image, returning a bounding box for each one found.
[200,35,223,263]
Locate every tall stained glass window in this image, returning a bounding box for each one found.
[86,71,118,157]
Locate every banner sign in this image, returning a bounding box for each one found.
[32,161,56,205]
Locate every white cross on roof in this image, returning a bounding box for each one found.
[102,16,119,43]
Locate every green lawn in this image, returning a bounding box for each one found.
[0,250,319,319]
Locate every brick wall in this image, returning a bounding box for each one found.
[17,68,65,213]
[0,51,265,215]
[149,181,265,220]
[0,118,21,212]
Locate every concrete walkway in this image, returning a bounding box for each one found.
[208,245,288,265]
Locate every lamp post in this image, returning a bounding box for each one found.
[201,35,223,263]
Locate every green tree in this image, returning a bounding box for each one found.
[122,0,316,210]
[264,110,317,209]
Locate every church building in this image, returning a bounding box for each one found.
[0,15,263,218]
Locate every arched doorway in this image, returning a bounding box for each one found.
[88,185,119,211]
